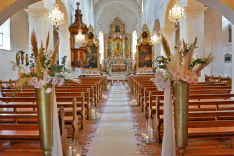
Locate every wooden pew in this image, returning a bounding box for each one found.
[0,95,85,131]
[152,99,234,143]
[0,107,67,154]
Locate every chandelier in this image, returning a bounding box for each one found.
[75,29,85,44]
[151,34,161,44]
[48,3,65,27]
[168,1,185,23]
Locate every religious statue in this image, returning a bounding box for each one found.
[20,51,25,65]
[25,54,29,66]
[16,52,20,65]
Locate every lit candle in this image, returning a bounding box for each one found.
[76,154,80,156]
[68,146,72,155]
[146,135,150,144]
[141,130,145,139]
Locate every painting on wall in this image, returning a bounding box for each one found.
[136,24,154,70]
[137,44,153,68]
[85,44,98,68]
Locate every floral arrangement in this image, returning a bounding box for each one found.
[11,31,79,94]
[153,35,214,84]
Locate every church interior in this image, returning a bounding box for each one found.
[0,0,234,155]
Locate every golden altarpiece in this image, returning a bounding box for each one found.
[104,18,132,74]
[135,24,154,74]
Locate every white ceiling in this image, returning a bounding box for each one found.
[93,0,142,33]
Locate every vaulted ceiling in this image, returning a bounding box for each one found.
[93,0,142,33]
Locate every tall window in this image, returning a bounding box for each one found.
[132,30,137,60]
[0,19,10,50]
[0,25,3,46]
[142,0,144,12]
[99,31,104,65]
[228,21,232,43]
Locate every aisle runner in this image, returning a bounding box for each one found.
[87,86,138,156]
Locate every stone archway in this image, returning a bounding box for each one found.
[0,0,41,25]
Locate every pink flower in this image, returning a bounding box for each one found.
[32,77,38,84]
[28,78,33,85]
[43,74,51,83]
[34,79,44,88]
[58,78,64,87]
[191,76,198,84]
[175,72,182,79]
[181,74,187,82]
[52,77,58,86]
[46,87,52,93]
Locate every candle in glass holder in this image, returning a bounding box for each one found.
[143,133,146,142]
[91,108,96,119]
[76,154,80,156]
[96,112,100,119]
[68,146,72,155]
[73,149,77,155]
[150,128,154,142]
[146,135,150,144]
[141,131,145,140]
[147,126,151,136]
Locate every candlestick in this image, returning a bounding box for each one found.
[146,135,150,144]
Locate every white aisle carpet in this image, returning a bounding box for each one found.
[87,86,138,156]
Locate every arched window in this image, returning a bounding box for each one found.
[132,30,137,60]
[228,21,232,42]
[0,19,10,50]
[99,31,104,64]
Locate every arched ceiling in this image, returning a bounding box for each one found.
[197,0,234,24]
[94,0,141,33]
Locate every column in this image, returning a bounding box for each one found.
[162,26,177,54]
[231,25,234,93]
[182,4,207,81]
[25,7,53,55]
[57,29,71,68]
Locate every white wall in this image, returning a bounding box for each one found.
[0,10,29,81]
[204,8,232,78]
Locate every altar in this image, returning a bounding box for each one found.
[111,64,127,72]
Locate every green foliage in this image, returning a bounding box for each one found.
[190,58,206,69]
